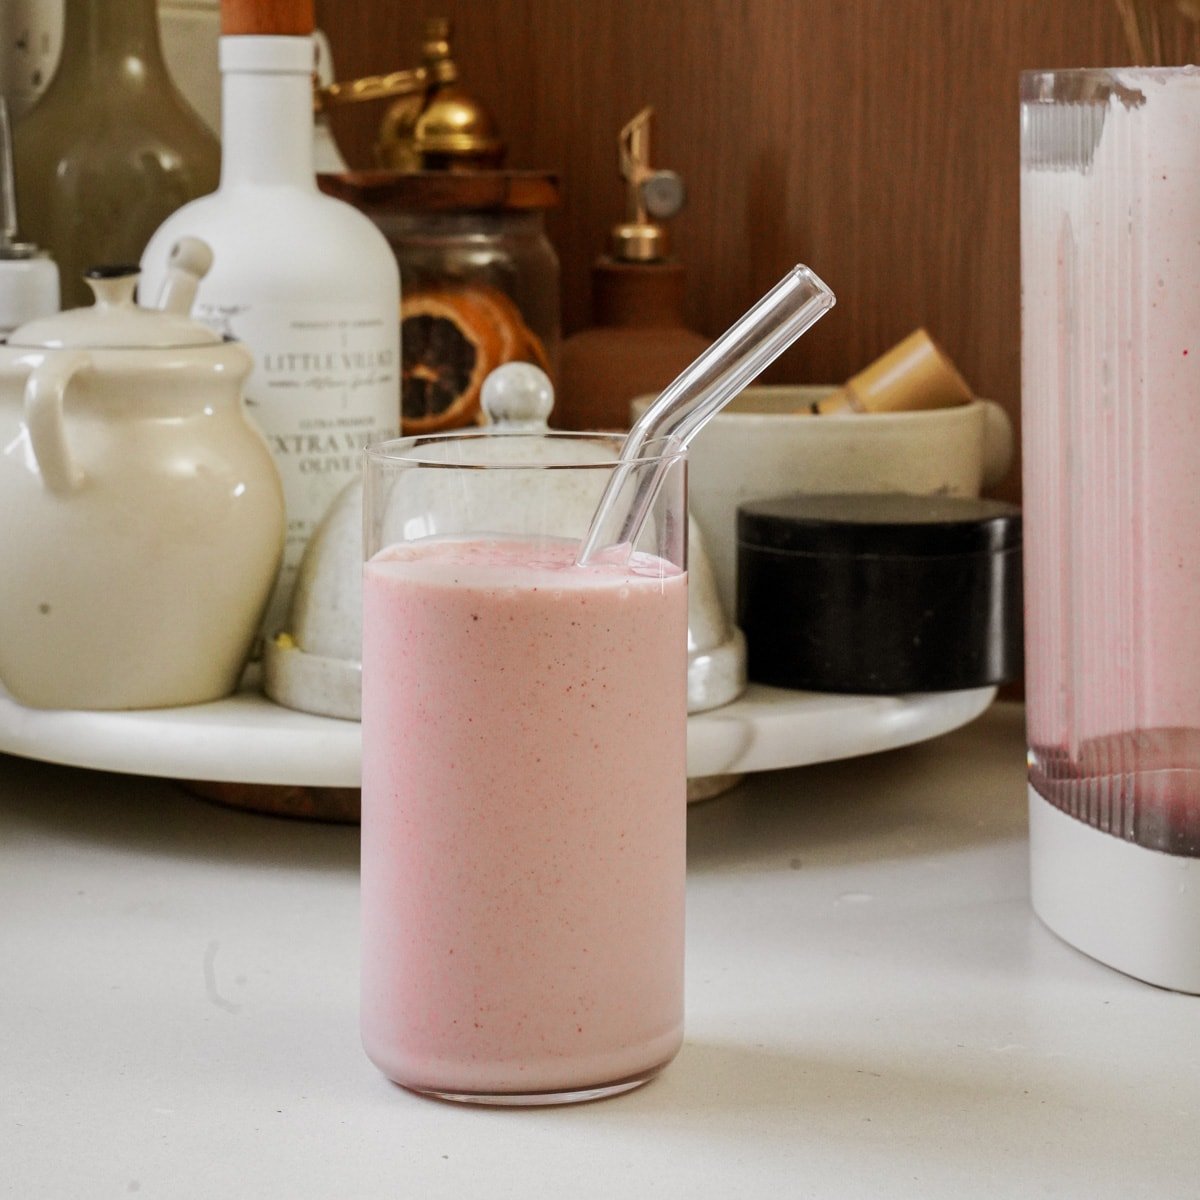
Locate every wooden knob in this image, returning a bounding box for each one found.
[221,0,315,36]
[814,328,973,415]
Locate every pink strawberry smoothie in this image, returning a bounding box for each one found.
[360,536,687,1099]
[1023,70,1200,847]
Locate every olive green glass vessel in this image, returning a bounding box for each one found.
[14,0,219,308]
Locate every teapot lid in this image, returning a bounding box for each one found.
[7,265,223,350]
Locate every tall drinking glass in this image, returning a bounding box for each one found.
[360,431,688,1103]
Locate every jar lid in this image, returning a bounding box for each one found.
[8,267,223,350]
[737,493,1022,558]
[736,493,1024,693]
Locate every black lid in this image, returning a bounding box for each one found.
[84,263,141,280]
[737,493,1022,557]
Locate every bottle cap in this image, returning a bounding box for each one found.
[221,0,315,37]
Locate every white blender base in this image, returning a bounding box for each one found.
[1029,786,1200,993]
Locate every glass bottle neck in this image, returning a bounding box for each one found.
[220,45,316,190]
[56,0,168,82]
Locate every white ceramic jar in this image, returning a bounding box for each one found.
[0,262,284,709]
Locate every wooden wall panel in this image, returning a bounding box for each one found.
[316,0,1142,500]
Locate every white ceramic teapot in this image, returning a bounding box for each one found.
[0,240,284,709]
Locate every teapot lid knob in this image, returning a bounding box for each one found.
[83,265,141,311]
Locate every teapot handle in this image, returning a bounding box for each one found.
[25,352,89,494]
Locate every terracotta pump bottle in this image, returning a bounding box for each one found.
[555,108,709,431]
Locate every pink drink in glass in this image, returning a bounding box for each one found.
[360,535,686,1103]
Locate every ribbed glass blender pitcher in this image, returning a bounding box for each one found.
[1022,67,1200,992]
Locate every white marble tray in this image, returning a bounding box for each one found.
[0,681,995,788]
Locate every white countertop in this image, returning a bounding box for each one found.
[2,702,1197,1198]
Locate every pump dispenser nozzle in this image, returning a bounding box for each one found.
[609,108,685,263]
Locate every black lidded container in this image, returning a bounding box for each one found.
[737,494,1023,694]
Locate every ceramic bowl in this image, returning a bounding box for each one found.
[635,386,1015,615]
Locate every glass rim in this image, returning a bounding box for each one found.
[1020,66,1199,101]
[364,429,688,471]
[1020,66,1196,77]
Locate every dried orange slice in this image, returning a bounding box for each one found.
[470,286,527,361]
[400,289,505,433]
[400,285,553,433]
[472,285,552,376]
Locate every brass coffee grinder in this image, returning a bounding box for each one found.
[316,17,504,171]
[316,17,560,435]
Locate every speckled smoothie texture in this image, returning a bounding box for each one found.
[360,537,687,1097]
[1023,70,1200,844]
[1024,71,1200,751]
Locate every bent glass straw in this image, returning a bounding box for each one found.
[576,264,836,565]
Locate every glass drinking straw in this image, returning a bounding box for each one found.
[575,264,836,565]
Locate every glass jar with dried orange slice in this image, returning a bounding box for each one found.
[317,171,560,434]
